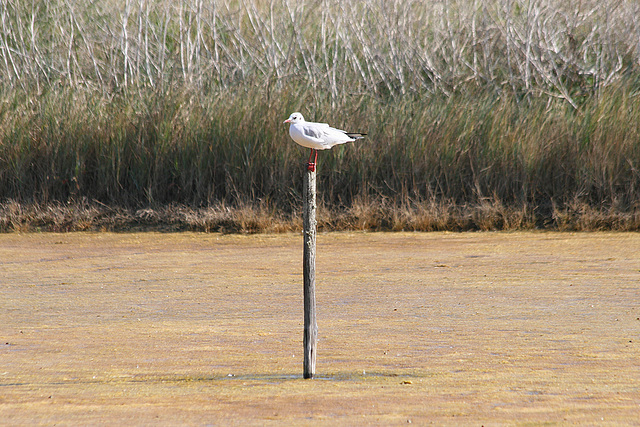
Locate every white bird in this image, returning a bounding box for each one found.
[283,112,366,171]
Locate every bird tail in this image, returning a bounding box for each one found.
[346,132,367,139]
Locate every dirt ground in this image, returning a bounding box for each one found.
[1,231,639,425]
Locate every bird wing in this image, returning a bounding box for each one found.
[306,121,366,141]
[301,124,329,141]
[303,124,355,148]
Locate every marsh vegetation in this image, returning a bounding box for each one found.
[1,0,639,231]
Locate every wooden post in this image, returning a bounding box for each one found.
[302,167,317,379]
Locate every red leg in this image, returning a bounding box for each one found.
[307,149,317,172]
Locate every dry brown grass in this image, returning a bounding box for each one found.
[2,199,639,233]
[0,200,299,233]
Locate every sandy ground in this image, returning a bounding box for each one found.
[1,231,639,425]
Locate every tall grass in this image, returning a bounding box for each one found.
[1,0,639,231]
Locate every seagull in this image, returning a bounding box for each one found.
[283,112,366,172]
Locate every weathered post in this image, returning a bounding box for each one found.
[302,167,317,379]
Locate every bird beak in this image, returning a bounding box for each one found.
[283,119,291,124]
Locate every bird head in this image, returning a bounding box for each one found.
[283,112,304,124]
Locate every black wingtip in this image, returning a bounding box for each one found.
[346,132,367,139]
